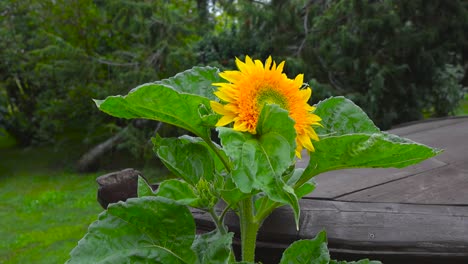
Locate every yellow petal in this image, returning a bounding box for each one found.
[295,148,302,159]
[214,90,235,102]
[254,59,263,69]
[276,61,285,73]
[294,74,304,87]
[236,57,249,73]
[245,55,254,66]
[224,104,239,112]
[219,71,242,82]
[298,133,315,152]
[300,87,311,101]
[265,56,272,70]
[210,101,229,115]
[307,128,319,141]
[216,114,235,126]
[233,120,249,132]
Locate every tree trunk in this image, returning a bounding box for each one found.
[76,127,127,173]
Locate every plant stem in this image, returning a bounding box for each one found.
[209,207,237,262]
[255,201,280,223]
[239,198,259,262]
[209,207,227,235]
[206,139,232,173]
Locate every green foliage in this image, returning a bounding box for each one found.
[279,231,329,264]
[191,231,234,264]
[299,97,441,184]
[137,176,156,197]
[67,197,198,264]
[67,195,233,264]
[1,0,466,155]
[153,135,218,185]
[95,67,223,142]
[432,63,465,116]
[218,104,300,224]
[196,0,468,129]
[303,0,468,128]
[73,67,441,263]
[0,0,202,147]
[280,231,381,264]
[156,179,203,207]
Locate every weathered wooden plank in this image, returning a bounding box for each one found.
[388,117,466,137]
[390,118,468,170]
[298,200,468,263]
[304,158,446,199]
[297,199,468,245]
[336,165,468,204]
[193,199,468,263]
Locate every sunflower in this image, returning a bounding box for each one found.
[210,56,321,158]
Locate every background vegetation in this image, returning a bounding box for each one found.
[1,0,467,152]
[0,1,467,263]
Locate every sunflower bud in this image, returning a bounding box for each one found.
[195,178,218,209]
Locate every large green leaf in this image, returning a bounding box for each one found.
[310,132,440,176]
[67,197,196,264]
[299,97,440,185]
[156,179,201,207]
[95,83,212,140]
[156,66,223,101]
[279,230,329,264]
[314,96,380,136]
[95,67,223,141]
[218,104,300,224]
[137,176,156,197]
[192,231,234,264]
[154,135,218,185]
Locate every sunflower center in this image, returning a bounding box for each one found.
[256,88,288,112]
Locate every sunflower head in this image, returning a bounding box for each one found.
[210,56,321,158]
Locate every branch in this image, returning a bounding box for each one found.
[93,57,139,67]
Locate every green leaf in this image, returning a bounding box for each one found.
[218,104,300,225]
[156,179,201,207]
[299,97,441,185]
[279,230,329,264]
[220,177,250,207]
[156,66,223,101]
[67,197,196,264]
[177,135,230,174]
[295,181,316,199]
[314,97,380,136]
[154,136,218,185]
[137,176,156,197]
[95,83,212,140]
[192,231,234,264]
[309,132,440,176]
[95,67,223,141]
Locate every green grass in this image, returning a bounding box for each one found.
[455,93,468,116]
[0,140,104,263]
[0,129,16,149]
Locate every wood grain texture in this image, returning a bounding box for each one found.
[193,199,468,263]
[337,165,468,204]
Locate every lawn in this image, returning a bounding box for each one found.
[0,129,169,264]
[455,93,468,116]
[0,137,104,264]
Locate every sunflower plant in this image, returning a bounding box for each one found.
[68,56,439,264]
